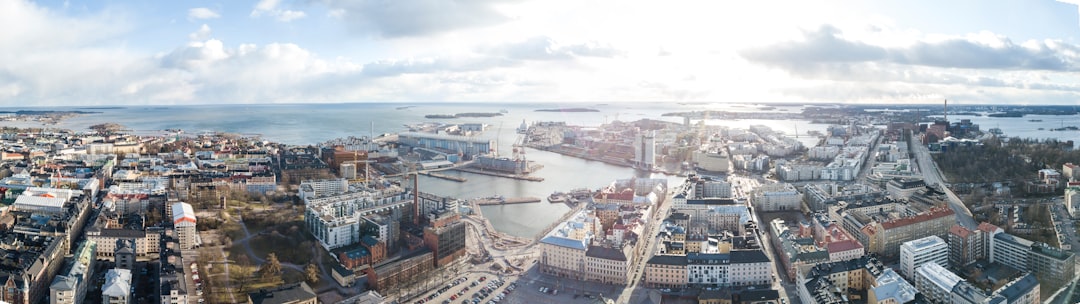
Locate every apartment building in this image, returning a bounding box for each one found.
[1067,186,1080,217]
[49,240,96,304]
[303,183,411,250]
[171,202,198,250]
[644,255,688,288]
[858,207,956,260]
[913,262,962,304]
[102,268,133,304]
[900,236,948,279]
[797,256,917,304]
[989,227,1076,291]
[752,183,801,212]
[584,245,632,284]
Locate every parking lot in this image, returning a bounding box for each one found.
[410,272,519,304]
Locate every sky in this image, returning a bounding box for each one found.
[2,0,1080,106]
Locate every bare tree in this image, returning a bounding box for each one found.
[304,263,320,284]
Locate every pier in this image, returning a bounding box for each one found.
[418,171,467,182]
[452,167,545,181]
[473,196,542,205]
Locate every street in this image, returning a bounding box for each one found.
[910,136,977,228]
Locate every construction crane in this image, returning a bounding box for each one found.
[512,131,526,162]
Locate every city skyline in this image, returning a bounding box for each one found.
[3,0,1080,106]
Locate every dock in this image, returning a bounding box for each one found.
[419,171,467,182]
[453,167,545,182]
[473,196,542,205]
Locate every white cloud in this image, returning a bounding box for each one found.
[5,0,1080,106]
[317,0,516,38]
[188,24,212,41]
[187,7,220,20]
[251,0,307,22]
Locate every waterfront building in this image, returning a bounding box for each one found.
[900,236,948,279]
[247,282,318,304]
[751,183,801,212]
[49,240,96,304]
[397,131,493,159]
[171,202,198,250]
[912,262,962,304]
[102,268,133,304]
[633,129,656,170]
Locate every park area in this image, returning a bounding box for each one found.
[192,193,346,303]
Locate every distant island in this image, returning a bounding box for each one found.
[77,107,125,110]
[424,112,503,119]
[535,108,600,112]
[0,110,101,115]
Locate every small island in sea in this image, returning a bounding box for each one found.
[535,108,600,112]
[424,112,504,119]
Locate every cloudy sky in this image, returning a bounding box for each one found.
[2,0,1080,106]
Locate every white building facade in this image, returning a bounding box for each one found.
[900,235,948,279]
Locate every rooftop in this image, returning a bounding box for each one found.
[915,262,962,291]
[585,245,627,261]
[871,268,917,304]
[902,235,946,251]
[647,254,688,266]
[248,282,317,304]
[995,273,1038,301]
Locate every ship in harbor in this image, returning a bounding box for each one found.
[548,192,567,203]
[548,188,593,205]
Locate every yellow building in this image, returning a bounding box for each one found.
[644,255,687,289]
